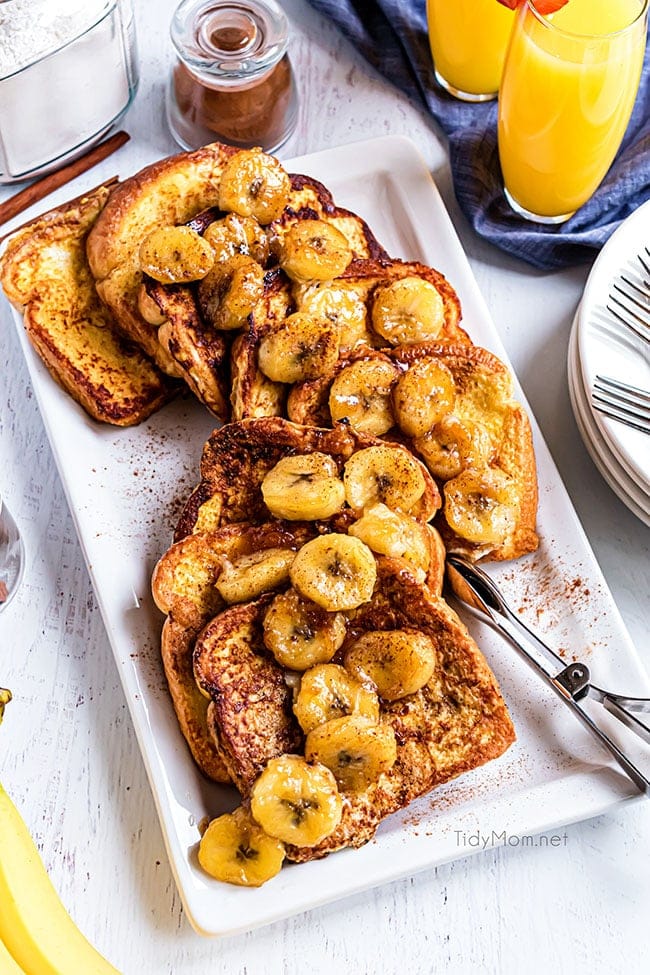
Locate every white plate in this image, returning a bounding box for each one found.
[568,312,650,526]
[6,136,650,937]
[577,199,650,491]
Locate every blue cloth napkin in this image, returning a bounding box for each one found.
[306,0,650,270]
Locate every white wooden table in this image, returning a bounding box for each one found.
[1,2,648,972]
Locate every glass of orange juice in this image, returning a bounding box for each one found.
[426,0,516,101]
[498,0,648,223]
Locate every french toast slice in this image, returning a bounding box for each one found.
[228,258,468,422]
[173,417,441,541]
[191,557,515,861]
[86,142,389,391]
[0,187,176,427]
[288,343,539,562]
[154,522,315,783]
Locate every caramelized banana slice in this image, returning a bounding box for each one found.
[392,358,456,437]
[198,253,265,330]
[290,534,377,612]
[281,220,353,283]
[344,629,437,701]
[218,148,291,224]
[261,453,345,521]
[203,212,270,264]
[263,588,347,670]
[343,444,426,514]
[372,277,445,345]
[444,468,518,545]
[138,282,166,325]
[216,548,295,603]
[328,358,400,436]
[414,415,492,480]
[250,754,343,846]
[305,715,397,792]
[198,806,285,887]
[348,503,430,583]
[295,280,370,349]
[258,313,340,384]
[139,225,215,284]
[293,663,380,734]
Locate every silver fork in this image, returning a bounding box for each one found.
[606,246,650,344]
[592,375,650,434]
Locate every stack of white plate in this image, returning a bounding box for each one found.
[568,200,650,527]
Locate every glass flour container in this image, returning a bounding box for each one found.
[0,0,139,183]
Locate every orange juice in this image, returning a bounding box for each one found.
[498,0,647,220]
[426,0,515,100]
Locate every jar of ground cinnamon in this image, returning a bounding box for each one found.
[167,0,298,153]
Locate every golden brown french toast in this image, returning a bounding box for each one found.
[87,142,389,399]
[288,342,539,562]
[190,554,515,864]
[225,257,467,422]
[173,416,440,541]
[152,417,514,882]
[0,187,176,427]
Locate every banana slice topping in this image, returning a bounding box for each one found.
[218,148,291,224]
[250,754,343,847]
[371,276,445,345]
[258,313,340,384]
[197,253,265,330]
[139,225,215,284]
[290,533,377,611]
[261,453,346,521]
[415,415,492,481]
[348,502,431,583]
[281,219,353,283]
[198,806,285,887]
[344,629,437,701]
[295,280,371,349]
[293,663,380,734]
[203,212,270,265]
[343,444,427,514]
[328,358,400,436]
[263,588,347,670]
[392,357,456,437]
[305,714,397,792]
[444,467,518,545]
[216,548,295,604]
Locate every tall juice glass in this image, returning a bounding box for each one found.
[498,0,648,223]
[426,0,516,101]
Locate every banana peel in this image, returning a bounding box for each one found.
[0,689,121,975]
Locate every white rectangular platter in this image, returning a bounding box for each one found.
[9,135,649,936]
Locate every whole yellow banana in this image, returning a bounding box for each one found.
[0,935,27,974]
[0,689,121,975]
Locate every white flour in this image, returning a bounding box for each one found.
[0,0,135,179]
[0,0,108,75]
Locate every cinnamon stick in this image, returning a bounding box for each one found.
[0,130,130,227]
[0,175,120,245]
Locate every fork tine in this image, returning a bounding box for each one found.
[594,374,650,404]
[607,295,650,342]
[641,248,650,276]
[618,274,650,301]
[592,374,650,434]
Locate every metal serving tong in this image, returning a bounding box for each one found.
[446,555,650,797]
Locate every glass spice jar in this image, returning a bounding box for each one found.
[0,0,138,183]
[166,0,298,153]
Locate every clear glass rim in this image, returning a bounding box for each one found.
[0,1,118,82]
[527,0,649,40]
[170,0,288,80]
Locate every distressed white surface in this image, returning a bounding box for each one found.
[0,0,648,971]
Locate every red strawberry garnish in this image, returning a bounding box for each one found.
[496,0,569,11]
